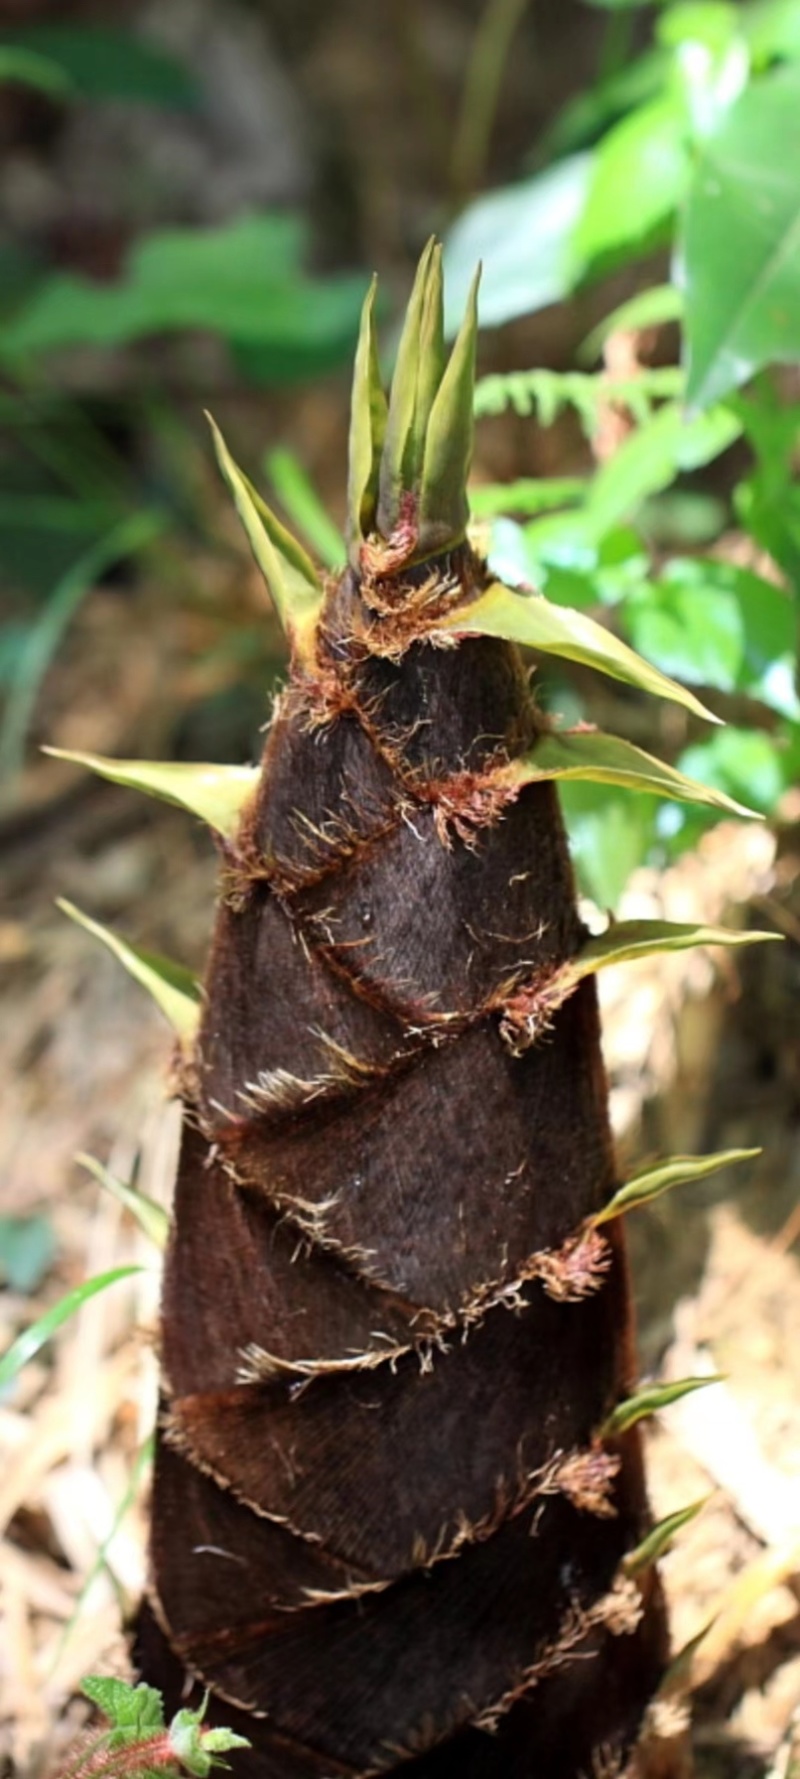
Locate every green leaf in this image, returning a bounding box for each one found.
[621,557,800,718]
[503,728,760,819]
[2,215,367,367]
[744,0,800,65]
[0,25,197,104]
[683,62,800,409]
[169,1707,250,1776]
[44,747,259,837]
[603,1375,723,1436]
[732,388,800,584]
[443,155,594,330]
[0,1266,144,1392]
[347,274,388,556]
[623,1499,708,1576]
[0,1215,56,1293]
[0,512,165,782]
[656,3,739,57]
[565,918,779,996]
[629,558,796,718]
[436,581,722,722]
[419,264,480,554]
[81,1677,164,1739]
[542,48,668,160]
[0,46,72,94]
[486,517,648,611]
[207,416,322,663]
[679,728,789,814]
[57,899,200,1041]
[265,448,346,571]
[378,239,443,537]
[571,98,690,278]
[594,1146,761,1224]
[77,1154,169,1250]
[473,365,683,429]
[560,782,658,908]
[582,402,743,539]
[469,478,587,520]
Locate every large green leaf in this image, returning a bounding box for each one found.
[2,214,367,369]
[678,727,788,815]
[44,747,259,837]
[436,581,721,721]
[442,155,593,330]
[469,478,587,521]
[504,728,759,818]
[571,98,690,276]
[560,782,659,909]
[683,62,800,408]
[733,389,800,584]
[621,557,800,719]
[81,1677,164,1740]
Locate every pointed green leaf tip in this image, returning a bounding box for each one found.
[347,274,388,560]
[44,747,259,837]
[623,1499,709,1577]
[78,1152,170,1249]
[57,899,200,1041]
[349,242,480,567]
[437,582,723,724]
[593,1147,761,1227]
[603,1375,723,1438]
[207,414,322,662]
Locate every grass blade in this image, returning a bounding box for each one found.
[0,1266,144,1392]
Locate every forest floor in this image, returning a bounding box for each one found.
[1,570,800,1779]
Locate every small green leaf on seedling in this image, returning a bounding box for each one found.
[603,1375,723,1437]
[69,1678,250,1778]
[169,1703,250,1776]
[595,1147,761,1225]
[623,1499,709,1576]
[81,1677,164,1742]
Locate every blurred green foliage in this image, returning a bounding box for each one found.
[3,1,800,912]
[444,0,800,905]
[2,214,368,377]
[0,24,367,782]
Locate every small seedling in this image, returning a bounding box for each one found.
[55,1677,249,1779]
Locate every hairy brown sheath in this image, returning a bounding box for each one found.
[127,244,675,1777]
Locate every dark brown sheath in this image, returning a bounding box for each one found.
[132,247,669,1776]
